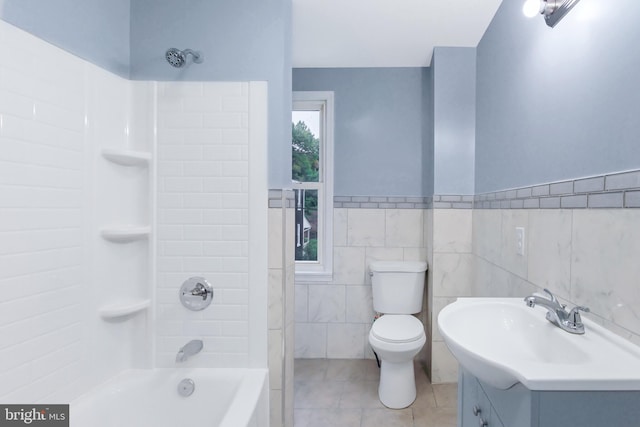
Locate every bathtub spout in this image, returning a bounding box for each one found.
[176,339,203,363]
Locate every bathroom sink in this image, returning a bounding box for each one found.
[438,298,640,391]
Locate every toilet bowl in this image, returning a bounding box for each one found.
[369,314,426,409]
[368,261,428,409]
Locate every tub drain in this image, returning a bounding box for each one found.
[177,378,195,397]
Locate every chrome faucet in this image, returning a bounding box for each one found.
[176,339,204,363]
[524,289,590,334]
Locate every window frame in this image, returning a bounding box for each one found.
[292,91,334,282]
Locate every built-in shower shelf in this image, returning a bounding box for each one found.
[102,148,151,166]
[100,226,151,243]
[99,299,151,320]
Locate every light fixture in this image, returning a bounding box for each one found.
[522,0,582,27]
[523,0,544,18]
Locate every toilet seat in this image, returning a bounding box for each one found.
[371,315,424,343]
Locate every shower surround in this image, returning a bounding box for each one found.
[155,81,267,368]
[0,19,269,406]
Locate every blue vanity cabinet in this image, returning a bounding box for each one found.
[459,369,506,427]
[459,368,640,427]
[534,390,640,426]
[458,368,479,426]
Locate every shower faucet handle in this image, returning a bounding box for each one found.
[190,282,210,300]
[179,277,213,311]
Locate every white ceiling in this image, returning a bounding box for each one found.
[292,0,504,68]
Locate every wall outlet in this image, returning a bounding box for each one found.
[516,227,525,256]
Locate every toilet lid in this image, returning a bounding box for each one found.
[371,315,424,343]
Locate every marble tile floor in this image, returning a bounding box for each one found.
[294,359,457,427]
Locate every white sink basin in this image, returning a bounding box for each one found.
[438,298,640,391]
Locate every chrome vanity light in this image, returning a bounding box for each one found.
[179,277,213,311]
[522,0,582,27]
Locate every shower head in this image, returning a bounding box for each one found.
[165,48,185,68]
[165,48,203,68]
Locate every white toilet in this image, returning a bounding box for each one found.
[368,260,428,409]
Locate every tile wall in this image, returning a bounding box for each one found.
[295,205,427,360]
[291,198,475,386]
[428,209,473,383]
[471,171,640,346]
[0,20,149,402]
[0,19,273,405]
[268,190,296,427]
[304,177,640,386]
[428,171,640,384]
[155,81,268,368]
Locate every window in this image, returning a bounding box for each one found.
[292,92,334,281]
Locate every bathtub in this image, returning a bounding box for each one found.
[71,368,268,427]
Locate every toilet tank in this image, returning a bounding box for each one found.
[370,261,428,314]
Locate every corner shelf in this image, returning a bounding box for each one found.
[100,226,151,243]
[99,299,151,320]
[102,148,151,167]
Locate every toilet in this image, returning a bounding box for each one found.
[368,260,428,409]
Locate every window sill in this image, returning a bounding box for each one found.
[294,270,333,283]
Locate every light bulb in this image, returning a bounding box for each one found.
[523,0,542,18]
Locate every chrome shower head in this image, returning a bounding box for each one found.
[165,48,185,68]
[165,48,203,68]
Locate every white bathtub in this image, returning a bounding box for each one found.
[71,368,268,427]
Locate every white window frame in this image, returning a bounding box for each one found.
[292,91,334,282]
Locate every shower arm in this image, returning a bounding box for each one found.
[182,49,203,64]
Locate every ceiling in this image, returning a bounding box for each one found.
[292,0,504,68]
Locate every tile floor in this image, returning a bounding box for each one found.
[294,359,457,427]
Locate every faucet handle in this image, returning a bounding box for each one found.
[567,305,590,333]
[568,305,590,321]
[543,288,557,303]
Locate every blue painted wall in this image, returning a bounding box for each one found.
[476,0,640,193]
[432,47,476,195]
[0,0,131,77]
[293,67,429,197]
[422,67,435,197]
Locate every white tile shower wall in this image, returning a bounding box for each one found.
[87,70,152,381]
[472,208,640,347]
[155,82,257,367]
[0,20,149,402]
[295,208,427,359]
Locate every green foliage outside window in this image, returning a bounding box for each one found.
[301,239,318,261]
[292,121,319,182]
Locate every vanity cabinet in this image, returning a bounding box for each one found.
[459,369,505,427]
[459,368,640,427]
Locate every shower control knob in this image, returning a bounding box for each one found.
[190,283,210,300]
[179,277,213,311]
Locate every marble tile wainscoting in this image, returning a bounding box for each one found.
[471,170,640,347]
[290,195,476,386]
[268,190,296,427]
[294,199,429,362]
[428,207,473,384]
[288,169,640,404]
[429,171,640,384]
